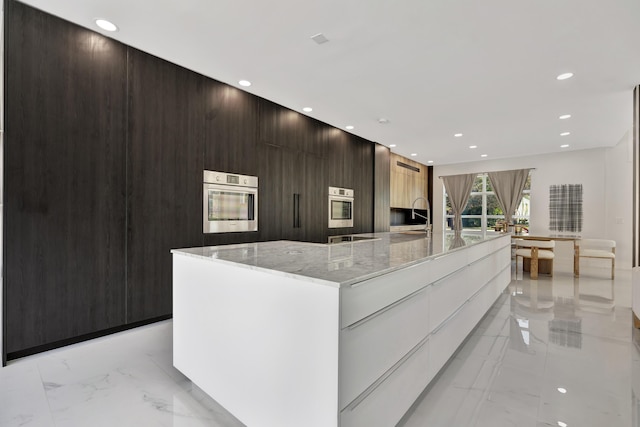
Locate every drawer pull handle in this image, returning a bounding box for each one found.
[343,336,429,412]
[431,263,510,335]
[346,287,427,330]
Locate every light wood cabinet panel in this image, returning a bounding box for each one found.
[389,153,429,209]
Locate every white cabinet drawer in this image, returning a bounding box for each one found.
[429,264,510,378]
[428,266,470,332]
[429,249,469,280]
[341,260,431,328]
[429,297,475,378]
[467,240,489,264]
[339,286,429,409]
[428,249,503,332]
[340,337,430,427]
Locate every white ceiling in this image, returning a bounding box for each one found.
[16,0,640,165]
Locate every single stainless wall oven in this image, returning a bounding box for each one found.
[328,186,354,228]
[203,170,258,233]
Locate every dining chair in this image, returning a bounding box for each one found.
[515,239,555,280]
[575,239,616,279]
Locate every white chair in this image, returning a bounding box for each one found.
[515,240,555,280]
[575,239,616,279]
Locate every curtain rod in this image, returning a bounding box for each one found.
[438,167,536,179]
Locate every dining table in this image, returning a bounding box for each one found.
[510,233,581,276]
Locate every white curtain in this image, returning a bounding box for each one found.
[442,173,476,232]
[488,169,530,225]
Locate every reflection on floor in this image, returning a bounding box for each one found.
[0,262,637,427]
[400,264,634,427]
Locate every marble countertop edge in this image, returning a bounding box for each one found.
[171,247,342,288]
[171,233,508,288]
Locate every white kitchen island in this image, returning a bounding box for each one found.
[172,232,511,427]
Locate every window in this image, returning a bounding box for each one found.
[444,173,531,232]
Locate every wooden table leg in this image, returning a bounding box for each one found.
[531,247,539,280]
[574,243,579,277]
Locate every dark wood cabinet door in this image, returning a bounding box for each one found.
[257,145,304,242]
[374,144,391,232]
[258,100,324,156]
[126,49,204,323]
[351,137,375,234]
[257,98,328,243]
[325,128,353,189]
[3,1,127,354]
[280,149,303,241]
[300,152,327,243]
[257,143,284,242]
[256,145,327,243]
[204,80,259,176]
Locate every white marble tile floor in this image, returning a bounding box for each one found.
[399,263,636,427]
[0,261,637,427]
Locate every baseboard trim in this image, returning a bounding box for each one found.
[5,314,172,363]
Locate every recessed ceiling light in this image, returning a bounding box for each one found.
[454,133,463,137]
[556,72,574,80]
[378,118,390,124]
[95,19,118,32]
[559,114,571,120]
[389,144,397,148]
[560,144,570,148]
[469,145,477,149]
[345,125,354,130]
[560,132,571,136]
[238,80,252,87]
[427,160,434,164]
[302,107,313,112]
[557,422,568,427]
[480,154,488,158]
[557,387,567,393]
[410,153,417,157]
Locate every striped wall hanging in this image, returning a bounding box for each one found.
[549,184,583,232]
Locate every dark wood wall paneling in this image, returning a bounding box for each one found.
[374,145,391,232]
[4,1,127,354]
[202,80,263,247]
[126,50,205,323]
[325,130,375,236]
[3,0,386,360]
[258,99,328,243]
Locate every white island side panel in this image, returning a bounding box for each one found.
[173,253,340,427]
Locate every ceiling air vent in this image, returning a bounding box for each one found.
[397,161,420,173]
[310,33,329,45]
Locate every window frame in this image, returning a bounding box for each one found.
[443,173,530,233]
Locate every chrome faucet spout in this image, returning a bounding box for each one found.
[411,197,431,236]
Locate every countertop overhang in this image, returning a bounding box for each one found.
[171,232,509,288]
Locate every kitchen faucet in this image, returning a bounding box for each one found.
[411,197,432,237]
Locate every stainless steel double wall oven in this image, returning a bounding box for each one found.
[203,170,258,233]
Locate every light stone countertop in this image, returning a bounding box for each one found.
[389,224,428,232]
[172,232,508,288]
